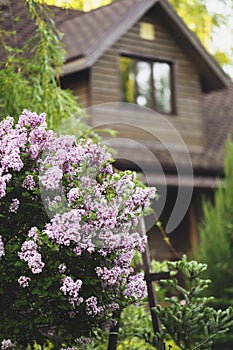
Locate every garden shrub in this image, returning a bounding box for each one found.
[81,302,180,350]
[0,110,155,349]
[153,256,233,350]
[199,137,233,348]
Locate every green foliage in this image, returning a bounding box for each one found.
[82,303,180,350]
[37,0,113,11]
[199,137,233,300]
[0,1,85,130]
[153,256,233,350]
[168,0,232,70]
[199,137,233,348]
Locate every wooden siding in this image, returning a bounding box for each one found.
[61,70,89,109]
[90,9,204,154]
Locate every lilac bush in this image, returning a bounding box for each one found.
[0,110,156,349]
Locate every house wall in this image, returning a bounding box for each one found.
[90,9,204,154]
[61,69,89,109]
[60,8,214,261]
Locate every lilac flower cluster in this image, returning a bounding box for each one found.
[0,236,4,259]
[44,209,84,246]
[96,266,123,288]
[1,339,12,350]
[18,276,31,288]
[123,273,147,300]
[22,175,36,190]
[58,263,67,273]
[9,198,20,213]
[0,169,11,199]
[18,240,44,274]
[95,252,147,301]
[60,276,83,307]
[86,296,104,316]
[0,110,157,347]
[0,110,54,200]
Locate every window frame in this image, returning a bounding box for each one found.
[119,53,176,115]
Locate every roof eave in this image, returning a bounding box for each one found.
[61,56,87,75]
[62,0,159,75]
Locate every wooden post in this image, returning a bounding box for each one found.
[138,218,165,350]
[107,310,121,350]
[107,217,170,349]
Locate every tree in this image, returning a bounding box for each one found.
[37,0,113,11]
[154,256,233,350]
[199,137,233,349]
[0,0,85,129]
[169,0,233,69]
[199,137,233,300]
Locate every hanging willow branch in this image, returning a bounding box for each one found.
[0,0,85,130]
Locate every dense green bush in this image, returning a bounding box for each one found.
[0,111,155,349]
[199,137,233,348]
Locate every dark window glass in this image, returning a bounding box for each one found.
[120,56,173,114]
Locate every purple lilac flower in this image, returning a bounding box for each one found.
[60,276,82,297]
[18,240,44,274]
[95,266,122,288]
[39,165,63,190]
[44,209,84,246]
[27,227,39,241]
[0,117,14,137]
[123,273,147,300]
[107,302,119,311]
[76,337,91,346]
[1,339,12,349]
[18,276,31,288]
[86,296,104,316]
[67,188,79,204]
[0,236,5,259]
[58,263,67,273]
[9,198,20,213]
[60,276,83,307]
[22,175,36,190]
[96,205,118,229]
[115,250,134,267]
[17,110,46,129]
[0,169,11,199]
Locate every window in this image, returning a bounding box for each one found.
[139,22,155,40]
[120,56,174,114]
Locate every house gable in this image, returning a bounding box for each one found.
[61,0,229,93]
[89,7,205,155]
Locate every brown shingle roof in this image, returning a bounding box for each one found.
[60,0,139,61]
[200,84,233,174]
[0,1,82,61]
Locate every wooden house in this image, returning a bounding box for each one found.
[1,0,233,260]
